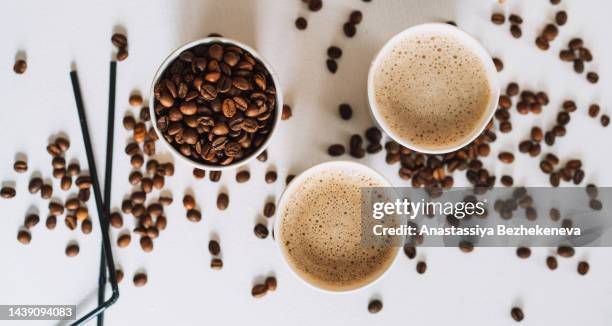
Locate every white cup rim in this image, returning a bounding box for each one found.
[273,161,403,294]
[149,37,283,171]
[366,23,500,154]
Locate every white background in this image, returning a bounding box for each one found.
[1,0,612,325]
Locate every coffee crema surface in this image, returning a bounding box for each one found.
[278,165,396,291]
[374,31,492,150]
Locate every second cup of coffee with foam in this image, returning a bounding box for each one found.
[368,23,500,154]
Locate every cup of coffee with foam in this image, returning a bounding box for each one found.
[367,23,500,154]
[274,161,401,292]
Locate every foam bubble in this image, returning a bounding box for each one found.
[374,31,492,149]
[279,166,396,291]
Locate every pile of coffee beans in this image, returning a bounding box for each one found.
[251,276,277,298]
[558,38,599,83]
[153,42,278,167]
[111,33,129,61]
[491,13,523,39]
[343,10,363,38]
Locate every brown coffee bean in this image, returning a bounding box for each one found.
[338,103,353,120]
[508,14,522,24]
[236,170,250,183]
[54,139,70,152]
[328,144,346,156]
[403,244,416,259]
[210,258,223,270]
[588,104,600,118]
[493,57,503,72]
[111,33,127,48]
[416,261,427,274]
[152,174,164,189]
[64,215,77,230]
[251,284,267,298]
[28,177,43,194]
[40,184,53,199]
[545,256,558,270]
[265,276,277,291]
[477,143,490,157]
[586,72,599,83]
[65,243,80,257]
[210,170,222,182]
[327,46,343,59]
[208,240,221,256]
[557,245,575,257]
[499,95,512,109]
[573,59,584,73]
[24,214,40,229]
[17,230,31,244]
[510,24,522,38]
[49,202,65,216]
[265,171,277,184]
[343,22,356,37]
[506,83,519,96]
[540,160,553,174]
[115,270,124,283]
[501,175,514,187]
[183,208,200,222]
[182,194,196,210]
[458,241,474,253]
[254,223,269,239]
[110,212,123,228]
[586,184,598,199]
[601,115,610,127]
[13,160,27,173]
[559,49,575,62]
[191,168,205,179]
[543,24,558,41]
[13,59,27,74]
[530,127,543,142]
[295,17,308,30]
[498,152,514,164]
[516,247,531,258]
[129,93,143,107]
[499,121,512,133]
[577,261,589,275]
[256,151,268,162]
[326,59,338,73]
[555,11,567,25]
[217,193,229,210]
[511,307,524,322]
[491,13,505,25]
[75,207,88,221]
[140,236,153,252]
[368,300,383,314]
[133,273,148,287]
[45,215,57,230]
[81,219,93,234]
[116,48,129,61]
[263,202,276,218]
[589,199,602,211]
[117,234,131,248]
[1,186,16,199]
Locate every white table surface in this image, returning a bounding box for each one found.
[2,0,612,325]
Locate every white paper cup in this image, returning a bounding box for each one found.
[149,37,282,171]
[367,23,500,154]
[274,161,402,293]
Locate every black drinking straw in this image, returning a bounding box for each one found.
[69,69,119,326]
[96,60,117,326]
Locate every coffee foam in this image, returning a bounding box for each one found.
[279,165,397,291]
[374,31,492,150]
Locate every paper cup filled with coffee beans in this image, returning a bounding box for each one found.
[150,37,282,170]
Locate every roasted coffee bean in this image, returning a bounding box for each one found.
[251,284,267,298]
[24,214,40,229]
[129,93,143,107]
[529,127,543,143]
[328,144,345,156]
[117,234,131,248]
[66,197,80,210]
[573,169,584,184]
[256,150,268,162]
[208,240,221,256]
[586,72,599,84]
[543,24,558,41]
[265,171,277,184]
[130,154,144,169]
[55,138,71,152]
[152,174,164,189]
[588,104,600,118]
[511,307,524,322]
[217,193,229,210]
[368,300,383,314]
[586,184,598,199]
[540,160,553,174]
[557,245,575,257]
[193,168,206,179]
[254,223,269,239]
[295,17,308,30]
[141,178,153,193]
[573,59,584,73]
[403,244,416,259]
[183,194,196,210]
[116,48,129,61]
[133,273,148,287]
[510,24,522,38]
[159,196,173,206]
[365,127,382,143]
[13,160,27,173]
[140,236,153,252]
[458,241,474,253]
[210,170,222,182]
[128,171,143,185]
[1,186,16,199]
[263,202,276,218]
[210,258,223,270]
[28,177,43,194]
[349,10,363,25]
[546,256,558,270]
[557,112,570,125]
[499,95,512,109]
[17,230,31,244]
[501,175,514,187]
[498,152,514,164]
[76,207,89,221]
[81,219,93,234]
[589,199,602,211]
[75,175,92,189]
[265,277,277,291]
[327,46,343,59]
[48,202,65,216]
[343,22,356,37]
[286,174,295,185]
[601,115,610,127]
[308,0,322,11]
[338,103,352,120]
[555,11,567,25]
[491,13,505,25]
[416,261,427,274]
[549,208,561,221]
[281,104,292,120]
[493,57,503,72]
[45,216,57,230]
[186,208,201,222]
[506,83,519,96]
[536,36,550,50]
[326,59,338,73]
[110,212,123,228]
[236,170,250,183]
[499,121,512,133]
[13,59,27,74]
[577,261,589,275]
[65,243,80,257]
[544,131,555,146]
[366,142,382,154]
[111,33,127,48]
[115,270,124,283]
[516,247,531,258]
[41,184,53,199]
[65,215,77,230]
